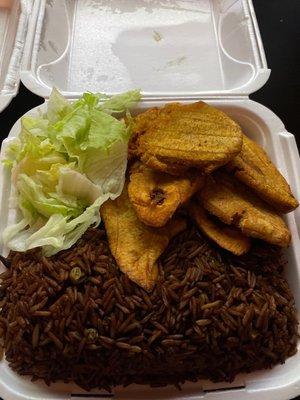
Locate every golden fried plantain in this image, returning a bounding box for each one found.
[128,107,161,161]
[189,200,251,255]
[227,135,298,213]
[135,155,189,176]
[128,162,204,227]
[133,102,243,174]
[101,184,186,291]
[129,109,189,175]
[199,171,291,247]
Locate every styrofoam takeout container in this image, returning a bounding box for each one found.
[0,1,300,399]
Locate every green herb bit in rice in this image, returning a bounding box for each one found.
[69,267,84,284]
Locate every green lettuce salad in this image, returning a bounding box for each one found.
[2,88,141,256]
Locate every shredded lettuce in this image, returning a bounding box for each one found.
[98,89,141,115]
[2,88,140,256]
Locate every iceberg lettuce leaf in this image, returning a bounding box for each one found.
[2,88,140,255]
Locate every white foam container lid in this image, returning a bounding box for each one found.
[0,1,300,399]
[0,0,30,113]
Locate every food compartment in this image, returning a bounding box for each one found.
[0,98,299,400]
[22,0,269,97]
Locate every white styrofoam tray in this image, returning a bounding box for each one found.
[0,0,300,400]
[0,99,299,400]
[21,0,271,98]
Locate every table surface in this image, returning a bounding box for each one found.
[0,1,299,400]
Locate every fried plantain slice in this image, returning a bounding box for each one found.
[227,135,298,213]
[189,200,251,255]
[199,171,291,247]
[133,102,243,174]
[101,184,186,291]
[128,162,204,227]
[129,109,188,175]
[128,107,161,161]
[135,155,189,176]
